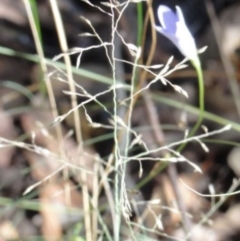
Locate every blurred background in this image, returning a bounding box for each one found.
[1,0,240,240]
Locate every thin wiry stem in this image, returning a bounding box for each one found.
[109,1,121,240]
[110,1,136,239]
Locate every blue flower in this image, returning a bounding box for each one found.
[155,5,198,61]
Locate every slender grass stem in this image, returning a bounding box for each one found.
[137,2,143,47]
[177,57,205,152]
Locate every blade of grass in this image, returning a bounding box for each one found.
[28,0,42,44]
[0,80,35,101]
[0,46,240,132]
[1,46,240,133]
[137,2,143,47]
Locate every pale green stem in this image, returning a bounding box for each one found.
[178,56,204,152]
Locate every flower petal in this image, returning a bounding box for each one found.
[154,25,164,34]
[155,5,198,61]
[155,24,179,47]
[157,5,178,34]
[175,6,186,25]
